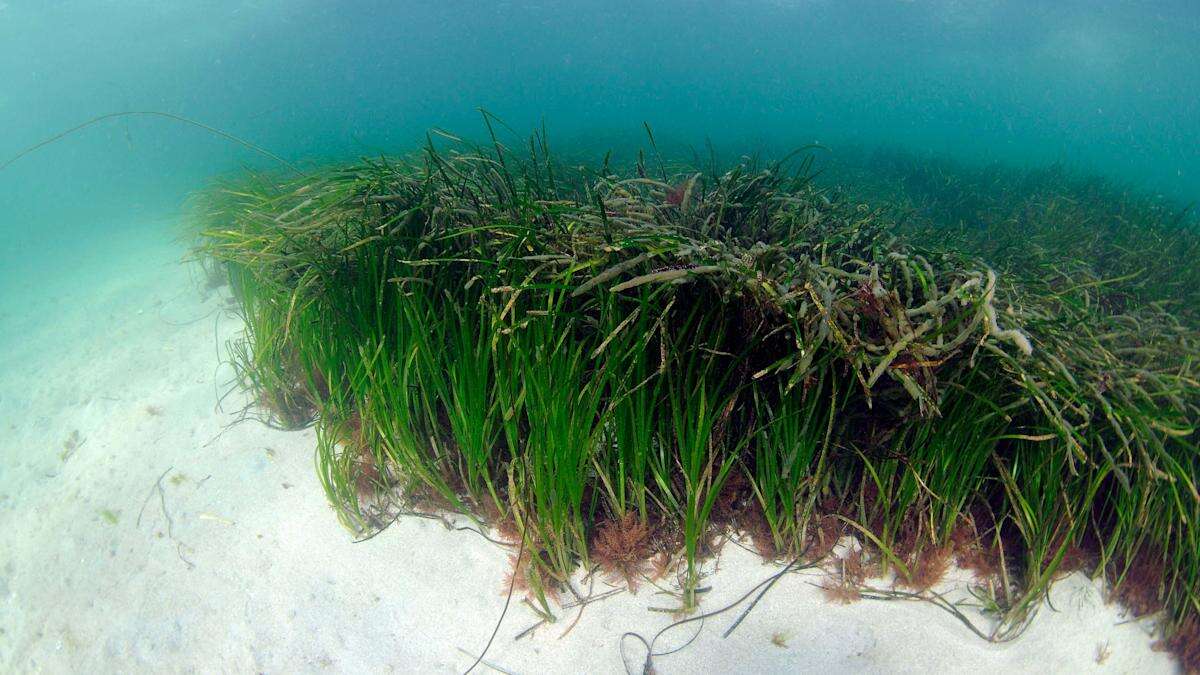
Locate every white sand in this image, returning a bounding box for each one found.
[0,225,1179,673]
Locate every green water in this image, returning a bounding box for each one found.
[1,2,1197,252]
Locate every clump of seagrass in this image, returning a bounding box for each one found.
[194,124,1198,667]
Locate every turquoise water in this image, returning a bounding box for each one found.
[1,1,1197,256]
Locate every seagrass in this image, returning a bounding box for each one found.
[193,128,1199,668]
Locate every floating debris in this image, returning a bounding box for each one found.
[59,430,84,462]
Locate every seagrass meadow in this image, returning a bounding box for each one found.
[193,128,1200,670]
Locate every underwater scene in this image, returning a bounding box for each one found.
[1,2,1198,673]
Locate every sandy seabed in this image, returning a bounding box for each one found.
[0,224,1179,673]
